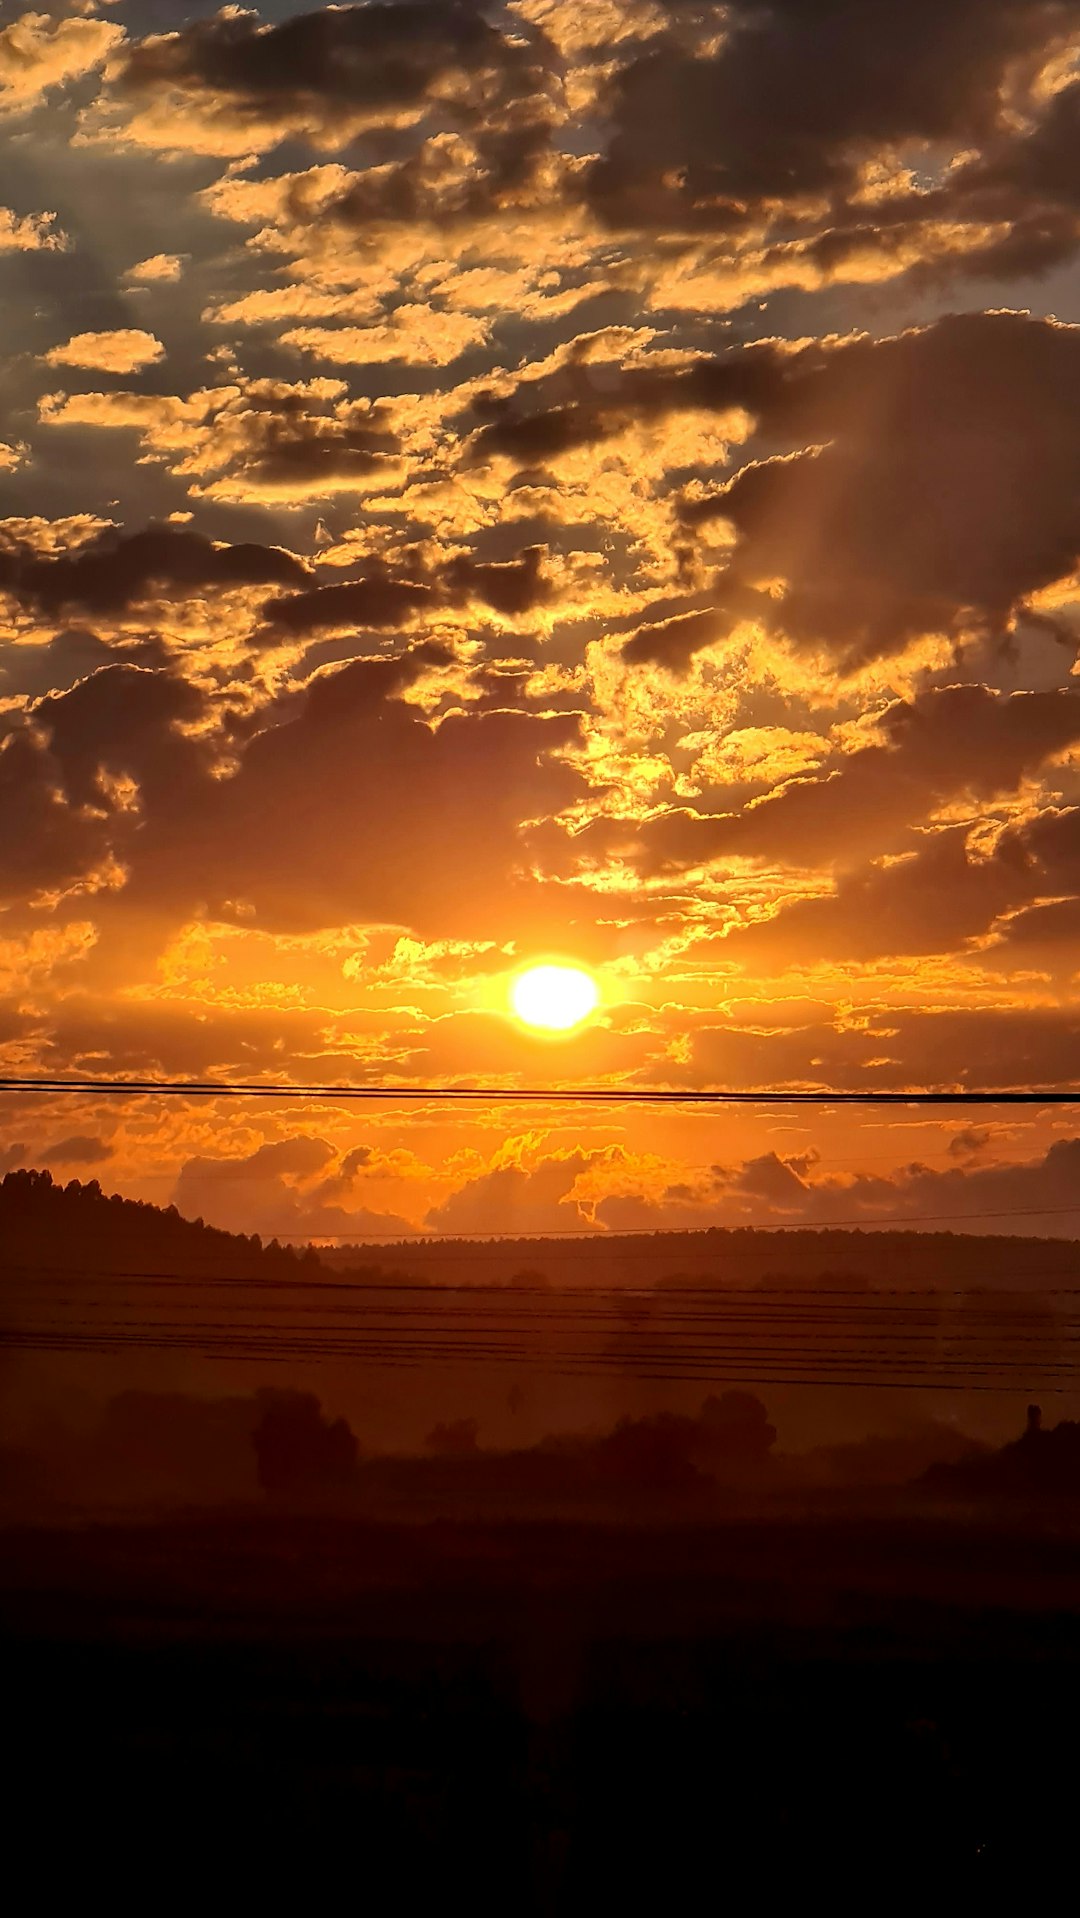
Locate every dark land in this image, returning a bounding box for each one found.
[5,1169,1080,1906]
[5,1508,1080,1907]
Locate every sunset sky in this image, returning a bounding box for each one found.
[4,0,1080,1239]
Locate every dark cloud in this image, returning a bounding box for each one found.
[0,727,107,908]
[464,344,784,467]
[621,595,764,667]
[470,310,1080,666]
[946,76,1080,279]
[999,802,1080,890]
[35,663,208,810]
[598,1132,1080,1232]
[263,574,435,634]
[173,1137,416,1240]
[993,896,1080,955]
[24,996,396,1085]
[688,311,1080,665]
[628,684,1080,876]
[440,546,551,617]
[949,1127,995,1157]
[263,545,550,632]
[722,829,1025,966]
[300,116,558,231]
[971,805,1080,965]
[43,1134,113,1166]
[120,652,584,936]
[0,526,310,615]
[0,663,211,910]
[587,1,1077,234]
[468,399,616,467]
[105,0,1080,296]
[118,2,554,143]
[340,1145,374,1177]
[789,74,1080,291]
[684,1006,1080,1092]
[425,1149,600,1235]
[212,395,400,498]
[0,626,169,703]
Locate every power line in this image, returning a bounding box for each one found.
[12,1266,1080,1386]
[7,1260,1080,1293]
[2,1077,1080,1105]
[6,1265,1080,1296]
[14,1314,1080,1353]
[4,1326,1074,1391]
[10,1273,1080,1349]
[12,1304,1080,1328]
[7,1259,1080,1293]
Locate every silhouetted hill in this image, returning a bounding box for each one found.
[0,1168,330,1281]
[324,1225,1080,1290]
[7,1170,1080,1293]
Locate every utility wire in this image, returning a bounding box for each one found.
[5,1326,1075,1391]
[7,1263,1080,1293]
[7,1260,1080,1293]
[2,1077,1080,1105]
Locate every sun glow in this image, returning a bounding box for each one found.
[511,963,599,1032]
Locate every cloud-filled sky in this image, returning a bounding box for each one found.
[4,0,1080,1238]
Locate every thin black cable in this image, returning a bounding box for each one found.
[8,1265,1080,1295]
[2,1077,1079,1104]
[8,1261,1080,1294]
[13,1294,1080,1325]
[12,1321,1080,1365]
[10,1320,1077,1363]
[5,1327,1075,1390]
[12,1317,1080,1339]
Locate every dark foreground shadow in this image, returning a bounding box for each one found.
[4,1513,1080,1910]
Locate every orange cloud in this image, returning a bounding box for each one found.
[281,306,489,368]
[43,329,165,373]
[124,253,185,284]
[0,204,63,251]
[0,11,123,113]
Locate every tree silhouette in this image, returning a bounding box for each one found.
[252,1390,359,1497]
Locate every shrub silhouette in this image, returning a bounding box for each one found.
[252,1391,359,1497]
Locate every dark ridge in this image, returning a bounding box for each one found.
[324,1226,1080,1290]
[0,1168,329,1281]
[5,1168,1080,1292]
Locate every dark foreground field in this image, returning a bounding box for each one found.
[4,1512,1079,1909]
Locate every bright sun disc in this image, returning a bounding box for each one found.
[511,964,599,1032]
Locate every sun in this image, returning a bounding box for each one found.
[511,963,599,1033]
